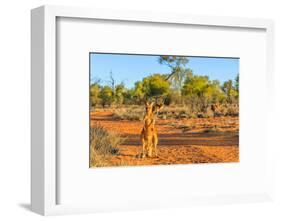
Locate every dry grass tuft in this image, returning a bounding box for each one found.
[109,104,238,122]
[112,106,144,121]
[90,125,125,167]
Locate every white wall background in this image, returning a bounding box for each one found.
[0,0,280,220]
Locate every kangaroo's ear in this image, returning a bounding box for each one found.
[157,103,164,111]
[154,103,164,113]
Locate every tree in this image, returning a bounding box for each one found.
[108,71,116,98]
[123,88,135,105]
[204,80,226,103]
[158,56,189,89]
[235,74,239,91]
[222,80,238,103]
[182,75,208,96]
[182,74,225,113]
[141,74,170,100]
[114,83,125,106]
[90,84,101,107]
[99,86,113,107]
[132,81,145,104]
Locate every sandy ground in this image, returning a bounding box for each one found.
[90,110,239,167]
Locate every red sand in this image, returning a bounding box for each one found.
[90,110,239,167]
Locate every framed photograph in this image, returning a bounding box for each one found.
[31,5,274,215]
[89,53,240,167]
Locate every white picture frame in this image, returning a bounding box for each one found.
[31,5,274,215]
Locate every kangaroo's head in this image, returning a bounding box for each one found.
[145,101,154,115]
[145,101,164,116]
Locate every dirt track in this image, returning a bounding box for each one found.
[90,111,239,167]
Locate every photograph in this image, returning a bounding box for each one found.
[89,53,239,167]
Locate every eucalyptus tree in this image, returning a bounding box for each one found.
[158,55,190,90]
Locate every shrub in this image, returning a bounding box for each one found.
[90,125,124,167]
[164,90,182,105]
[90,84,101,107]
[99,86,113,107]
[141,74,170,98]
[213,103,239,117]
[158,106,190,119]
[181,75,226,113]
[112,107,144,121]
[225,103,239,116]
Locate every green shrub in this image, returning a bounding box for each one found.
[141,74,170,98]
[99,86,113,107]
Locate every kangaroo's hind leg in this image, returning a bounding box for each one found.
[147,137,153,158]
[153,133,158,157]
[140,133,146,158]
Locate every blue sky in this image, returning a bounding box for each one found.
[90,53,239,88]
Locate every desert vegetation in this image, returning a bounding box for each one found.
[89,125,124,167]
[90,55,239,167]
